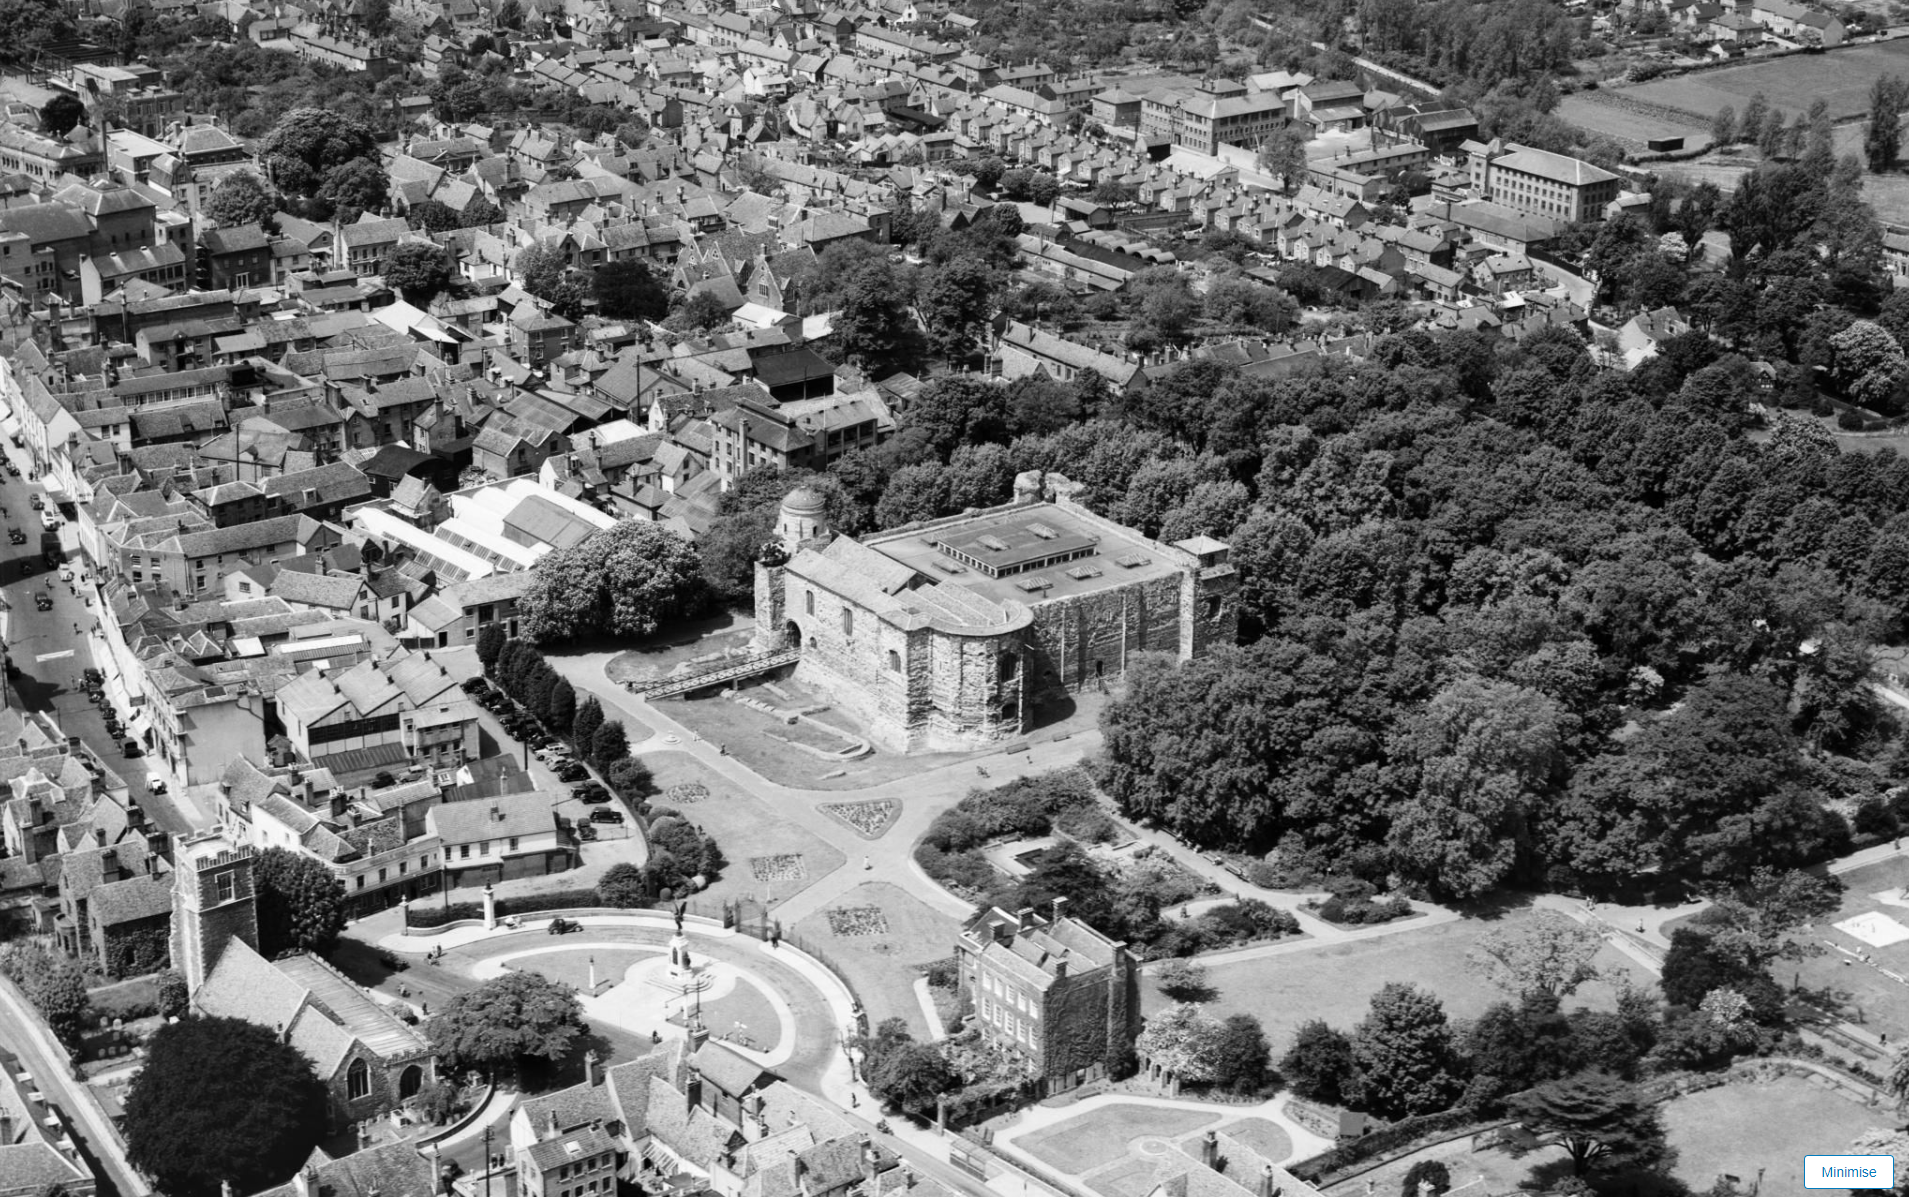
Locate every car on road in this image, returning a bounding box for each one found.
[33,594,51,611]
[588,808,625,824]
[40,510,58,530]
[28,495,41,511]
[6,529,23,545]
[121,739,141,758]
[571,782,609,803]
[147,778,167,795]
[547,917,580,935]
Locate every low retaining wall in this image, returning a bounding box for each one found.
[415,1079,497,1146]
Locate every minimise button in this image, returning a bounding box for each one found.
[1805,1155,1896,1189]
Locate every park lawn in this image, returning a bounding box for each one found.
[1322,1137,1572,1196]
[1170,913,1654,1051]
[1018,1105,1223,1178]
[510,947,656,992]
[670,974,781,1053]
[1779,856,1909,1043]
[656,681,974,790]
[641,752,847,905]
[791,880,963,1037]
[1214,1118,1292,1164]
[1664,1076,1890,1193]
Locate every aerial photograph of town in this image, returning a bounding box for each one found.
[12,0,1909,1192]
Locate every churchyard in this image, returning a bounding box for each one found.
[639,751,846,905]
[1155,911,1655,1051]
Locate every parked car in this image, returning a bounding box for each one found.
[122,739,141,758]
[577,824,598,842]
[589,808,625,824]
[28,495,41,511]
[555,762,589,783]
[547,917,580,935]
[7,528,23,545]
[33,594,51,611]
[573,784,610,804]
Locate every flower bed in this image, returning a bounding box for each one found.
[662,782,710,804]
[750,854,808,882]
[825,906,891,936]
[820,799,900,839]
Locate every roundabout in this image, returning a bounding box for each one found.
[383,912,858,1100]
[471,940,799,1068]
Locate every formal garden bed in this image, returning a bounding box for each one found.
[826,905,891,936]
[751,853,809,883]
[820,799,901,839]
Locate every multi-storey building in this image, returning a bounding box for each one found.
[954,904,1139,1093]
[1465,138,1622,223]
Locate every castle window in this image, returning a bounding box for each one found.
[805,590,815,616]
[216,872,235,902]
[887,650,900,672]
[347,1059,370,1100]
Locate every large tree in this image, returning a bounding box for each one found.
[253,846,348,958]
[1136,1004,1225,1084]
[1505,1072,1664,1177]
[380,242,452,304]
[205,171,279,233]
[1466,910,1602,1001]
[261,108,378,196]
[918,254,995,362]
[320,159,390,223]
[0,944,91,1047]
[593,258,670,321]
[1278,1020,1358,1106]
[1870,75,1907,173]
[1210,1013,1273,1095]
[867,1041,957,1113]
[124,1017,328,1197]
[1349,983,1466,1120]
[40,93,85,137]
[518,520,707,643]
[1387,676,1566,899]
[427,971,585,1076]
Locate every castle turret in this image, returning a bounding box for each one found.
[775,487,829,553]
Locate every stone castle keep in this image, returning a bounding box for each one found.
[753,471,1237,752]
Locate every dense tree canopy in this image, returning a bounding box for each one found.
[125,1017,328,1197]
[428,971,585,1075]
[253,847,348,958]
[519,521,708,643]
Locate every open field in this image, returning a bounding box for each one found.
[1154,912,1655,1051]
[1557,92,1711,153]
[1619,42,1909,123]
[1663,1076,1891,1193]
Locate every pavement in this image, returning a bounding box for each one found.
[0,974,149,1197]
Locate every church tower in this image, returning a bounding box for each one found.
[170,829,261,997]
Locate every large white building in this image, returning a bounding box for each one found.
[1464,138,1621,223]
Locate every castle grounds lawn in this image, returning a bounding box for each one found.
[1744,855,1909,1045]
[790,880,962,1037]
[1215,1118,1291,1164]
[1018,1105,1223,1178]
[1167,913,1653,1051]
[642,752,847,906]
[1663,1076,1891,1194]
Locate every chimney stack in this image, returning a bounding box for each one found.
[1200,1131,1217,1170]
[586,1049,603,1086]
[1257,1163,1279,1197]
[685,1067,703,1112]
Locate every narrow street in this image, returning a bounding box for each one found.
[0,975,149,1197]
[0,447,191,834]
